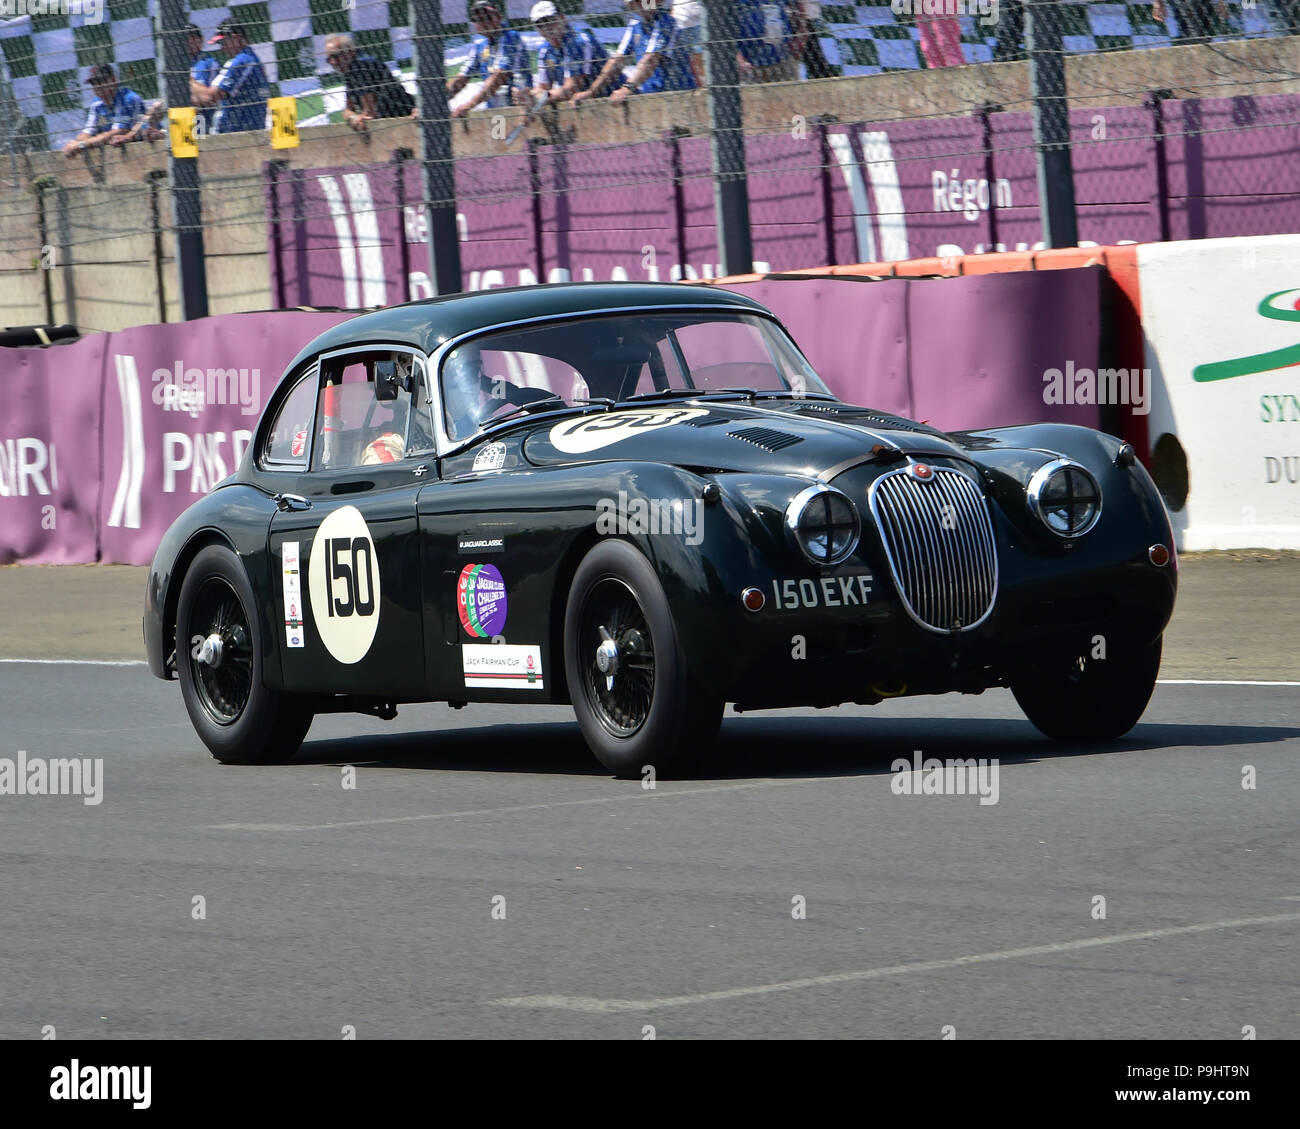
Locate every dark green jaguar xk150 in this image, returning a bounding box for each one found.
[145,283,1177,774]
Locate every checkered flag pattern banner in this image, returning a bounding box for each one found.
[0,1,1291,150]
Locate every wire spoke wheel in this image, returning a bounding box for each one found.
[189,577,255,726]
[580,577,656,737]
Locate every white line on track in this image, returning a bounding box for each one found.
[208,779,807,832]
[490,911,1300,1013]
[0,658,146,666]
[1158,679,1300,686]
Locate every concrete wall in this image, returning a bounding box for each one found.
[1,37,1295,333]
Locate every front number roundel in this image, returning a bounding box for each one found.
[307,505,381,664]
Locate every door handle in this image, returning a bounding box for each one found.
[273,492,312,512]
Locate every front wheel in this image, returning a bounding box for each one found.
[1012,636,1162,741]
[176,544,313,765]
[563,540,722,777]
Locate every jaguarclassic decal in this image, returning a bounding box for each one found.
[549,408,710,454]
[307,505,381,664]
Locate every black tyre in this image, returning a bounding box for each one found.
[176,544,313,765]
[564,540,722,777]
[1012,635,1162,740]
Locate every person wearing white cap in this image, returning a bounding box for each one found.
[531,0,622,102]
[447,1,533,117]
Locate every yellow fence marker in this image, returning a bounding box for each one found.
[168,107,198,158]
[269,97,299,149]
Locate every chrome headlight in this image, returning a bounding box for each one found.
[1027,459,1101,538]
[785,484,860,565]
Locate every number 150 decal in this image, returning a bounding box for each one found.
[307,506,382,664]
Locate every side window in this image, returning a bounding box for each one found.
[312,351,414,471]
[263,369,317,467]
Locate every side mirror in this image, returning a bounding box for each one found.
[374,359,400,402]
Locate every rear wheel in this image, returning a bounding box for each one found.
[1012,635,1162,740]
[176,544,313,765]
[564,540,722,777]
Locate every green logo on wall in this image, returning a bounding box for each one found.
[1193,288,1300,383]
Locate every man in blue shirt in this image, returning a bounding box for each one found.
[192,20,269,134]
[62,64,147,157]
[736,0,798,83]
[447,1,532,118]
[530,1,620,102]
[573,0,694,104]
[187,24,219,135]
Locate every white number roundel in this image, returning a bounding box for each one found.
[307,505,381,664]
[549,407,709,454]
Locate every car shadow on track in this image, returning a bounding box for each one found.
[286,715,1300,781]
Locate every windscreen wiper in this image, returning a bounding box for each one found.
[623,387,758,402]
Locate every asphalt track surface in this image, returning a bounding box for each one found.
[0,556,1296,1039]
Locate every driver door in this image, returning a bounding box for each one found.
[268,346,433,697]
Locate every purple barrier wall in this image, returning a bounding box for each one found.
[267,90,1300,305]
[0,334,104,564]
[0,271,1100,565]
[720,269,1102,432]
[2,311,353,566]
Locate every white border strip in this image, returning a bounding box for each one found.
[1158,678,1300,686]
[0,659,147,666]
[492,911,1300,1013]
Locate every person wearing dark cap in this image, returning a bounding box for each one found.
[446,1,532,117]
[187,24,219,134]
[192,20,269,134]
[325,32,417,132]
[62,64,147,157]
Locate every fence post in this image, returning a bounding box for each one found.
[147,168,168,323]
[55,184,77,326]
[1026,1,1078,248]
[414,0,462,295]
[157,0,208,319]
[703,0,753,277]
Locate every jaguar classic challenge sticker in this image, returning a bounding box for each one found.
[307,505,381,664]
[282,540,304,649]
[549,408,710,454]
[457,563,508,637]
[462,643,544,689]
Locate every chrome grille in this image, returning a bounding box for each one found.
[869,466,998,633]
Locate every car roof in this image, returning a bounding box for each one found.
[280,282,772,376]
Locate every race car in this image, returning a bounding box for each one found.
[144,282,1177,775]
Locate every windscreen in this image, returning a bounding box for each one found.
[439,311,832,441]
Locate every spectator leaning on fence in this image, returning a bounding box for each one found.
[574,0,696,105]
[62,64,148,158]
[188,24,219,135]
[531,2,621,102]
[192,21,270,134]
[326,33,417,131]
[671,0,706,87]
[736,0,799,84]
[448,1,533,117]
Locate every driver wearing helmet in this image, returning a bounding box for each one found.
[442,343,501,441]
